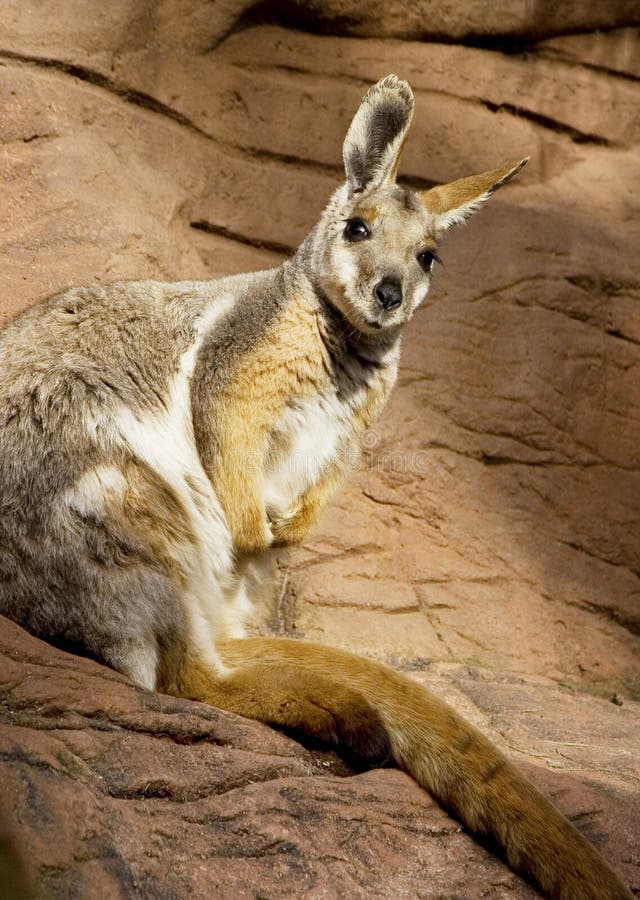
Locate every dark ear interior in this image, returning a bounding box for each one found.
[343,75,414,194]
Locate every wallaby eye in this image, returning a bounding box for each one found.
[417,249,442,272]
[343,218,371,242]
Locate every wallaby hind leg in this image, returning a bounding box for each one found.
[175,651,391,765]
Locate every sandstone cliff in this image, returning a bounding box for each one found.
[1,2,639,896]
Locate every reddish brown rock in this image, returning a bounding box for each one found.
[1,617,638,898]
[0,1,639,896]
[270,1,640,41]
[539,27,640,79]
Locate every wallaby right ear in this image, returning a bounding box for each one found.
[343,75,414,195]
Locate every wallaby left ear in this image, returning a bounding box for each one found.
[343,74,414,195]
[420,158,529,231]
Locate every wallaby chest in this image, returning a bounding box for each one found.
[192,285,398,551]
[263,383,362,517]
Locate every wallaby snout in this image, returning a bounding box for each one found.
[374,278,402,311]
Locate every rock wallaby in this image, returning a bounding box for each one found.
[0,76,632,899]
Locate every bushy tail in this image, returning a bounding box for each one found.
[176,636,633,900]
[374,665,632,900]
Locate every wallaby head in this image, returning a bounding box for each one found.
[304,74,528,336]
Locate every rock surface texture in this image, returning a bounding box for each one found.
[0,2,639,897]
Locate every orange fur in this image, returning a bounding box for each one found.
[420,159,528,219]
[174,637,633,900]
[205,296,333,552]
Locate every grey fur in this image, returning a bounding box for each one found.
[0,280,224,681]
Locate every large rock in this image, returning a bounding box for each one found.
[1,617,638,898]
[0,1,639,895]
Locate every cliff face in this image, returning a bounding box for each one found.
[1,3,639,896]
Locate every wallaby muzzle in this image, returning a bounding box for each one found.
[374,278,403,311]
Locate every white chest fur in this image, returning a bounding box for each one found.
[262,388,353,518]
[261,335,400,521]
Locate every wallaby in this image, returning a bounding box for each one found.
[0,75,632,899]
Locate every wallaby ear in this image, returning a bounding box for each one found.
[420,158,529,231]
[343,75,414,195]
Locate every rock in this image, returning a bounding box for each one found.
[1,616,638,898]
[539,27,640,79]
[277,1,640,41]
[0,1,639,896]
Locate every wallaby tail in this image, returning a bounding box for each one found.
[176,636,633,900]
[382,681,632,900]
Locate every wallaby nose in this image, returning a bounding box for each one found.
[374,278,402,311]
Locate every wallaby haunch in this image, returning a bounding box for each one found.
[0,76,632,899]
